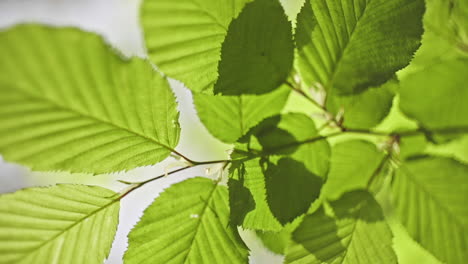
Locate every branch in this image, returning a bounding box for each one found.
[117,159,230,200]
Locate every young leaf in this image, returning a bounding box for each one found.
[322,140,385,200]
[400,59,468,131]
[124,177,249,264]
[214,0,294,95]
[140,0,251,93]
[326,79,397,129]
[285,191,397,264]
[0,184,120,264]
[0,25,180,174]
[392,156,468,264]
[295,0,424,94]
[193,85,290,143]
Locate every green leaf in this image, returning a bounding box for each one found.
[265,158,323,225]
[400,59,468,131]
[140,0,251,93]
[295,0,424,94]
[326,79,397,129]
[322,140,385,200]
[229,159,283,231]
[237,113,331,177]
[125,177,249,264]
[398,0,468,79]
[0,184,120,264]
[0,24,180,174]
[392,156,468,264]
[193,85,290,143]
[256,216,304,255]
[285,191,397,264]
[230,113,330,230]
[214,0,294,95]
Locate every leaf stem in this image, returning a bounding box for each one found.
[284,81,344,131]
[117,159,231,200]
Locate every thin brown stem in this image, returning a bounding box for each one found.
[117,160,231,200]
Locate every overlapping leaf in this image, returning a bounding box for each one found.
[193,86,290,143]
[295,0,424,94]
[399,0,468,78]
[229,113,330,230]
[215,0,294,95]
[392,156,468,264]
[0,184,120,264]
[125,177,249,264]
[326,79,397,129]
[140,0,251,92]
[285,191,397,264]
[322,140,385,200]
[0,25,180,174]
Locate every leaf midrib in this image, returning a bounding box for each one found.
[13,198,119,263]
[324,0,371,90]
[5,83,176,154]
[182,182,219,263]
[399,164,467,229]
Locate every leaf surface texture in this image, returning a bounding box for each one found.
[0,184,120,264]
[0,25,180,173]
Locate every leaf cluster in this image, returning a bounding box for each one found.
[0,0,467,263]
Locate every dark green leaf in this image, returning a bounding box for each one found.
[295,0,424,94]
[229,159,283,231]
[140,0,251,92]
[215,0,294,95]
[237,113,331,177]
[265,158,322,225]
[230,113,330,230]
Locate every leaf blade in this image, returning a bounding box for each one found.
[214,0,294,95]
[0,24,180,174]
[285,191,397,264]
[140,0,251,92]
[124,177,249,264]
[194,86,290,143]
[0,184,120,264]
[295,0,424,94]
[392,156,468,264]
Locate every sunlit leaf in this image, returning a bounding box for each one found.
[0,184,120,264]
[140,0,251,92]
[295,0,424,94]
[392,156,468,264]
[194,86,290,143]
[285,191,397,264]
[125,177,249,264]
[0,25,180,174]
